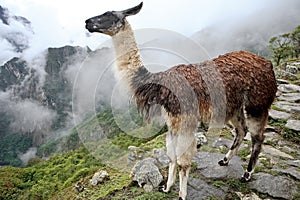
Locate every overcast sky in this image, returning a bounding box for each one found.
[1,0,299,62]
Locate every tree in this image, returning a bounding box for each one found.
[269,25,300,65]
[290,25,300,58]
[269,33,293,65]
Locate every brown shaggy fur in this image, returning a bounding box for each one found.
[133,51,277,123]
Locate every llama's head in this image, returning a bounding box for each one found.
[85,2,143,36]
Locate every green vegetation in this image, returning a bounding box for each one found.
[0,147,103,200]
[269,25,300,65]
[268,118,300,144]
[0,107,171,199]
[0,133,32,166]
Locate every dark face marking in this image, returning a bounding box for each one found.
[85,11,124,35]
[85,2,143,36]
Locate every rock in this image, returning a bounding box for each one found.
[130,158,163,191]
[284,62,300,74]
[276,79,290,84]
[275,70,298,81]
[128,146,143,164]
[90,170,109,186]
[152,148,170,168]
[286,160,300,168]
[249,173,297,199]
[212,137,232,149]
[74,182,84,193]
[274,101,300,113]
[269,109,291,120]
[186,177,227,200]
[194,152,244,180]
[285,119,300,131]
[278,93,300,102]
[263,132,280,145]
[281,146,297,154]
[274,167,300,180]
[194,132,208,148]
[263,145,294,159]
[265,125,276,132]
[278,83,300,93]
[235,192,262,200]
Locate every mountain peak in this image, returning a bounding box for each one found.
[0,5,9,25]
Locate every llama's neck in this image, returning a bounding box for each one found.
[112,20,146,87]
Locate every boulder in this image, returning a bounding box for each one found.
[278,93,300,102]
[273,167,300,181]
[186,177,227,200]
[262,145,294,159]
[128,146,143,164]
[278,83,300,93]
[130,158,163,192]
[285,119,300,131]
[269,109,291,120]
[211,137,232,149]
[273,101,300,113]
[90,170,109,186]
[285,159,300,168]
[194,152,244,180]
[235,192,262,200]
[152,148,170,168]
[249,173,297,199]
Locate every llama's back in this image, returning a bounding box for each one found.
[213,51,277,117]
[171,50,277,120]
[133,51,276,121]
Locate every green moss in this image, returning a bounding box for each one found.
[271,105,287,112]
[281,127,300,144]
[238,147,251,161]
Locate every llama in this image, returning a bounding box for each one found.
[85,2,277,200]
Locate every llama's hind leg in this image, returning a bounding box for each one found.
[219,109,247,166]
[241,111,268,182]
[162,131,177,193]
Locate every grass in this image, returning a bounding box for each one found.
[238,147,251,161]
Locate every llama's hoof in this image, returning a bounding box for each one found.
[218,159,228,166]
[240,172,251,182]
[178,197,184,200]
[159,185,169,193]
[240,176,250,183]
[158,186,164,192]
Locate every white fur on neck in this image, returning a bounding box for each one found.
[112,20,144,88]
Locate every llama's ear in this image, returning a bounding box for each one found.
[121,2,143,17]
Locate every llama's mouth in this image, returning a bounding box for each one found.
[85,22,104,33]
[85,23,97,33]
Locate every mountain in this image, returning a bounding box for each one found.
[0,45,91,166]
[0,5,33,64]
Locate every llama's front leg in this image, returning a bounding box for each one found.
[163,160,177,192]
[178,164,191,200]
[176,134,196,200]
[162,131,177,193]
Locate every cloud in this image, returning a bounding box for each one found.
[2,0,297,63]
[191,0,300,57]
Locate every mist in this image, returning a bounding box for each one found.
[191,0,300,58]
